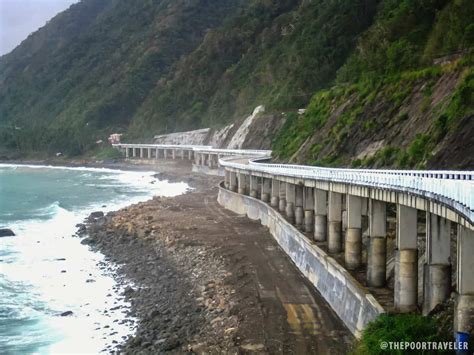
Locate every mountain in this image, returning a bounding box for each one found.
[0,0,472,169]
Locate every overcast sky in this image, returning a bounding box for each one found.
[0,0,79,55]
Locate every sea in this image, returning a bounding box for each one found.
[0,164,188,354]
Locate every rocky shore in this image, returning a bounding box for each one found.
[76,160,353,354]
[79,200,241,353]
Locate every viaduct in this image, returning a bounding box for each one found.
[113,143,474,338]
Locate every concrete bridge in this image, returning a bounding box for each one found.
[113,143,474,338]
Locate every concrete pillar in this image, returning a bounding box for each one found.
[140,148,144,158]
[455,226,474,335]
[164,149,168,159]
[271,179,280,208]
[249,175,258,198]
[367,200,387,287]
[224,170,229,189]
[172,150,176,159]
[194,153,200,165]
[238,172,248,195]
[303,187,314,233]
[188,150,192,160]
[394,205,418,312]
[314,189,327,242]
[229,171,238,192]
[125,148,130,158]
[345,195,362,269]
[361,197,368,216]
[328,192,343,253]
[295,185,304,228]
[285,183,295,224]
[279,182,286,213]
[154,148,158,160]
[423,213,451,315]
[261,178,271,203]
[148,148,151,159]
[201,153,206,166]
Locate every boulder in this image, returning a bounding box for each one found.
[89,211,104,220]
[60,311,74,317]
[0,229,15,237]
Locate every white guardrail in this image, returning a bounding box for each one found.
[113,144,473,225]
[220,156,474,226]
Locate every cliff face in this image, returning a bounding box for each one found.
[153,106,285,151]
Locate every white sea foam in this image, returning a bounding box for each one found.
[0,164,189,353]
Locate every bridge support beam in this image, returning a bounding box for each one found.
[172,150,176,159]
[423,213,451,315]
[314,189,327,242]
[164,149,169,159]
[279,182,287,213]
[346,195,362,270]
[285,184,296,224]
[261,178,271,203]
[304,187,314,233]
[270,180,280,208]
[455,226,474,335]
[229,171,238,192]
[125,148,130,158]
[249,175,258,198]
[140,148,144,159]
[148,148,152,159]
[224,170,229,189]
[328,192,343,253]
[367,200,387,287]
[238,173,248,195]
[394,205,418,312]
[295,185,304,229]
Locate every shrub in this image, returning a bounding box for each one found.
[354,314,451,355]
[94,146,123,160]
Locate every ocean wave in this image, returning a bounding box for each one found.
[0,162,156,175]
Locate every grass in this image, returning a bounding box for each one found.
[354,314,451,355]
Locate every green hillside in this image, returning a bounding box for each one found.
[272,0,474,168]
[0,0,472,168]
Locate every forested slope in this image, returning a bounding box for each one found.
[0,0,472,169]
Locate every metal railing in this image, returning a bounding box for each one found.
[113,143,473,225]
[112,143,213,150]
[219,156,474,226]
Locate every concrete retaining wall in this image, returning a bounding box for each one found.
[218,184,385,337]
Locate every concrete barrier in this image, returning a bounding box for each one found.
[218,184,385,337]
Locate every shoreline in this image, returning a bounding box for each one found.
[75,159,353,353]
[2,159,354,353]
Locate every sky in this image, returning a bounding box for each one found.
[0,0,79,55]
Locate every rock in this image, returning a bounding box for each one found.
[55,258,66,261]
[60,311,74,317]
[0,228,15,237]
[87,211,104,222]
[241,343,265,351]
[124,286,135,296]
